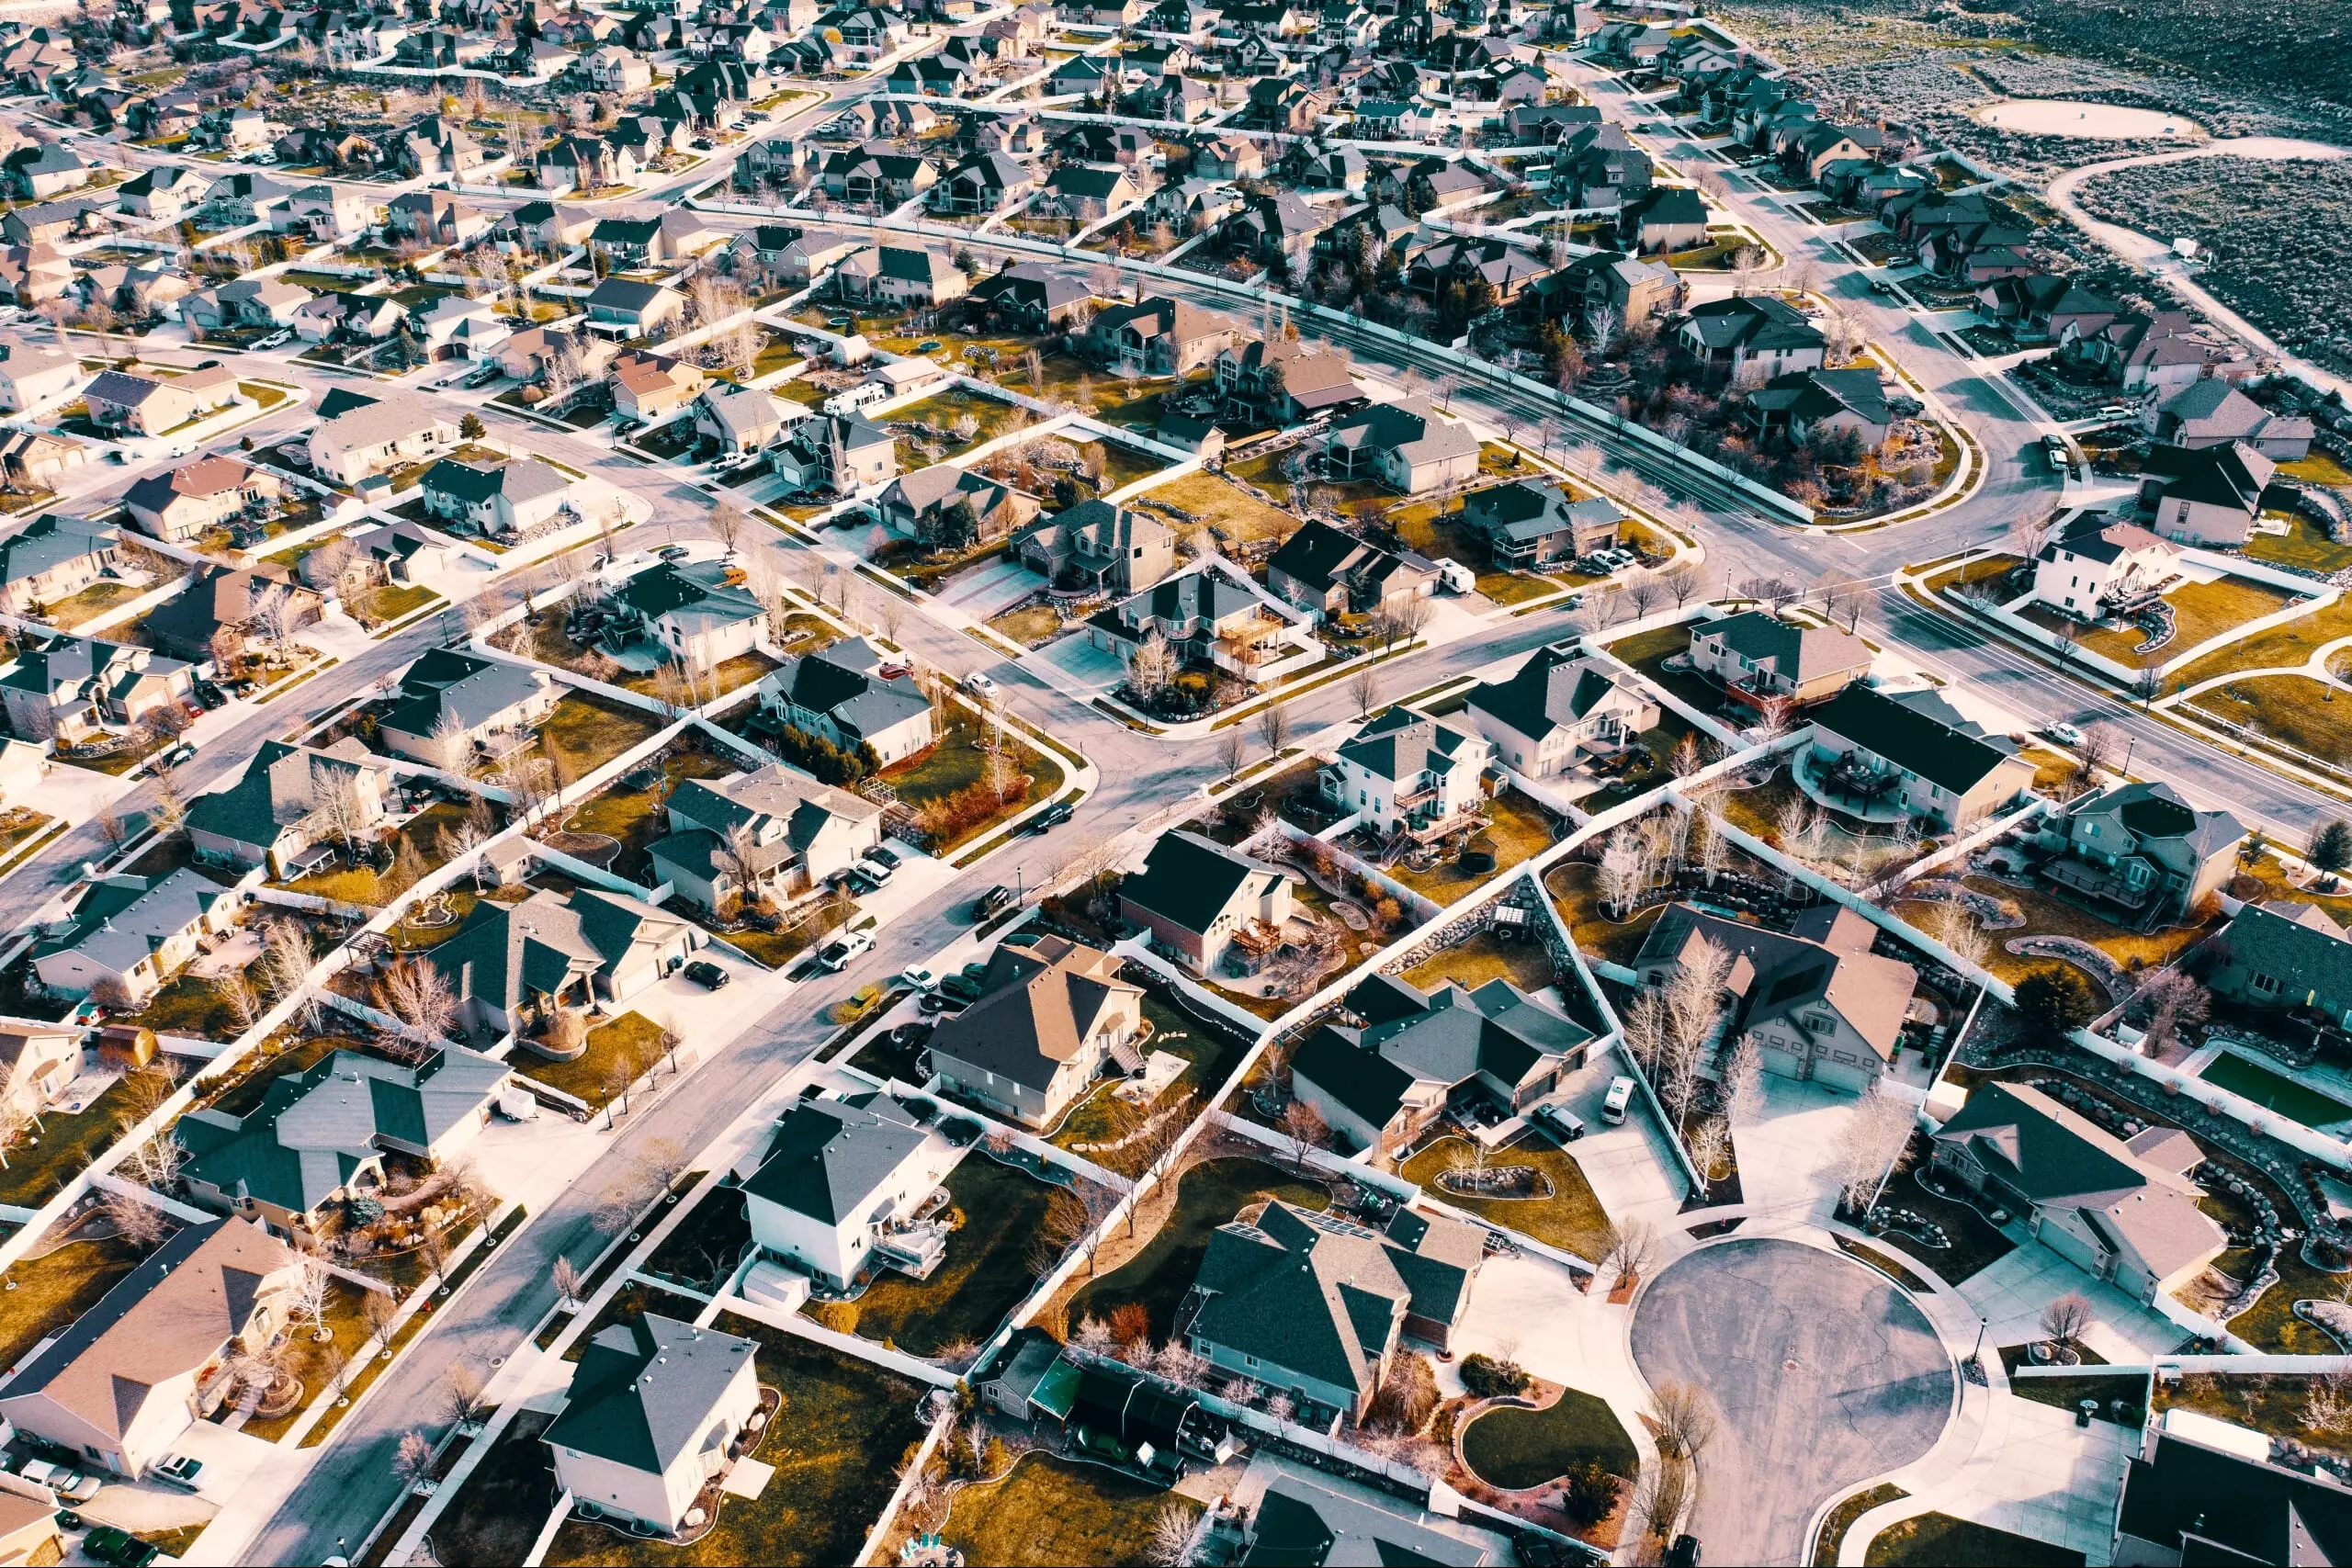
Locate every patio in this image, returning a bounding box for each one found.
[1793,749,1911,825]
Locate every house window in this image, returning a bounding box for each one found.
[2250,973,2279,996]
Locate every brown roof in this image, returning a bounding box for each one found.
[613,350,701,399]
[0,1218,296,1436]
[164,455,257,500]
[928,934,1137,1091]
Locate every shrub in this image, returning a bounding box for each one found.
[1460,1353,1531,1399]
[808,1301,859,1334]
[1559,1458,1621,1526]
[1109,1302,1150,1345]
[2015,966,2097,1043]
[1367,1354,1439,1435]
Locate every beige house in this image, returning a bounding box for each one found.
[2025,513,2182,620]
[305,393,461,486]
[186,737,395,877]
[546,1314,763,1533]
[0,1019,81,1122]
[1688,611,1873,706]
[0,1219,301,1478]
[610,351,707,423]
[82,365,240,437]
[647,762,885,911]
[1932,1081,2226,1305]
[1634,903,1917,1094]
[121,456,282,544]
[31,868,244,1006]
[1322,397,1478,496]
[0,340,81,413]
[1804,684,2035,831]
[0,512,120,615]
[1118,829,1295,976]
[1464,644,1658,777]
[927,936,1142,1127]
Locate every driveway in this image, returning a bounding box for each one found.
[1631,1237,1954,1563]
[936,556,1046,618]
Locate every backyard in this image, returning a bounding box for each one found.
[891,387,1027,458]
[0,1072,162,1209]
[0,1230,149,1372]
[1047,991,1252,1168]
[1383,792,1562,905]
[1139,470,1298,547]
[2020,575,2296,669]
[1397,1134,1612,1258]
[553,747,741,882]
[2199,1052,2352,1134]
[1402,930,1557,998]
[1545,861,1668,967]
[1890,874,2209,994]
[1457,1386,1640,1492]
[939,1453,1196,1567]
[2248,512,2352,575]
[532,692,673,773]
[118,970,255,1042]
[824,1154,1060,1357]
[278,798,492,907]
[2190,675,2352,768]
[879,717,1065,857]
[2176,595,2352,685]
[543,1317,929,1568]
[1066,1156,1329,1343]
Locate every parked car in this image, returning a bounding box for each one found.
[846,864,886,895]
[153,1454,203,1490]
[918,989,966,1014]
[656,544,692,561]
[462,362,502,389]
[900,965,936,991]
[962,670,1000,703]
[940,970,984,1003]
[1601,1076,1635,1126]
[816,930,875,971]
[865,845,901,871]
[973,884,1015,919]
[1532,1103,1586,1144]
[855,854,895,886]
[19,1461,100,1503]
[2045,721,2084,748]
[2043,432,2071,470]
[82,1528,157,1568]
[1028,800,1073,834]
[157,742,198,770]
[684,959,729,989]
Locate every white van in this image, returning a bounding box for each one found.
[822,380,892,418]
[1601,1076,1636,1125]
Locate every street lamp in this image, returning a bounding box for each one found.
[1969,1314,1987,1371]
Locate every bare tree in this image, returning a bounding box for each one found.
[1146,1501,1196,1567]
[1595,829,1650,918]
[2041,1290,2093,1351]
[1624,572,1663,621]
[2075,720,2125,784]
[2137,969,2211,1055]
[375,957,457,1046]
[1661,561,1702,610]
[1348,663,1380,718]
[1256,699,1292,761]
[393,1429,438,1495]
[1647,1380,1719,1463]
[1829,1086,1916,1216]
[1621,988,1669,1077]
[710,498,748,556]
[1723,1032,1766,1126]
[1279,1100,1328,1171]
[1599,1219,1657,1289]
[1931,897,1991,971]
[1216,727,1247,781]
[441,1366,490,1432]
[551,1255,585,1310]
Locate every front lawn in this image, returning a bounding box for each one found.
[827,1154,1059,1356]
[2025,575,2295,670]
[1069,1156,1329,1343]
[1383,791,1560,904]
[941,1454,1196,1566]
[1890,874,2206,990]
[545,1317,928,1567]
[517,1011,669,1110]
[1397,1134,1612,1258]
[1869,1152,2018,1284]
[534,692,673,773]
[880,716,1065,856]
[2177,596,2352,685]
[0,1232,149,1373]
[2191,674,2352,767]
[428,1411,560,1568]
[1402,929,1556,996]
[354,582,445,630]
[1863,1514,2083,1567]
[239,1278,379,1441]
[1458,1386,1639,1491]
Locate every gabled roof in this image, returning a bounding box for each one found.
[1466,644,1645,742]
[544,1312,757,1473]
[927,934,1138,1091]
[186,737,381,850]
[426,886,686,1013]
[758,637,928,743]
[1699,610,1872,684]
[1806,682,2021,796]
[742,1091,931,1224]
[1118,829,1286,940]
[1248,1475,1490,1566]
[1336,705,1481,786]
[32,867,233,977]
[1636,901,1916,1063]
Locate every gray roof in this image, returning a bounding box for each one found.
[380,648,551,740]
[1699,610,1872,684]
[427,886,686,1014]
[1249,1476,1490,1566]
[1295,976,1589,1130]
[758,637,929,745]
[1807,683,2023,797]
[1466,644,1644,742]
[0,511,115,587]
[34,867,235,976]
[544,1313,758,1473]
[742,1092,930,1224]
[185,738,380,852]
[1118,829,1285,940]
[1336,705,1480,786]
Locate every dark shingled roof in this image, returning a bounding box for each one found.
[742,1093,930,1224]
[1806,682,2021,796]
[544,1313,757,1472]
[1117,829,1284,941]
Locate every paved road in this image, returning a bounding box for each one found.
[1630,1238,1954,1563]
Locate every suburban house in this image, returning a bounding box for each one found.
[1265,521,1442,622]
[0,429,87,493]
[1977,274,2120,343]
[1930,1081,2228,1304]
[767,412,899,497]
[311,521,458,591]
[2141,441,2276,547]
[81,365,240,436]
[121,457,282,544]
[1012,500,1175,596]
[2204,900,2352,1027]
[970,262,1095,330]
[140,563,323,662]
[1634,903,1918,1094]
[832,245,967,308]
[1678,295,1828,381]
[1228,1477,1501,1566]
[429,886,697,1037]
[584,278,687,338]
[1085,567,1305,683]
[2142,380,2313,459]
[0,633,192,743]
[606,560,765,674]
[0,340,80,412]
[2113,1417,2352,1568]
[187,737,395,878]
[2024,513,2182,619]
[2043,781,2245,926]
[693,383,798,456]
[1463,481,1623,570]
[1463,643,1659,777]
[1292,973,1593,1161]
[755,637,933,765]
[30,868,244,1005]
[877,467,1035,544]
[1214,337,1363,424]
[1322,706,1495,839]
[647,763,885,911]
[419,457,576,538]
[1322,397,1480,496]
[0,511,121,615]
[925,935,1143,1128]
[1688,611,1873,706]
[304,393,460,487]
[0,1219,302,1478]
[176,1047,510,1235]
[1184,1201,1484,1425]
[0,1018,81,1122]
[1081,296,1238,378]
[741,1090,959,1288]
[1804,683,2035,830]
[1744,367,1893,448]
[376,648,563,766]
[1118,829,1295,976]
[543,1314,763,1535]
[610,351,707,423]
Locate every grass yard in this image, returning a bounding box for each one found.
[989,602,1068,648]
[517,1011,670,1110]
[1863,1514,2083,1567]
[1048,992,1251,1166]
[37,578,149,630]
[2177,595,2352,685]
[0,1233,149,1374]
[1817,1485,1909,1568]
[2279,450,2352,487]
[2226,852,2352,924]
[892,387,1025,457]
[642,1184,751,1294]
[545,1316,928,1567]
[1871,1156,2018,1284]
[559,747,739,880]
[1069,1157,1328,1342]
[2191,675,2352,767]
[2156,1372,2352,1451]
[880,718,1065,857]
[828,1155,1058,1356]
[2030,576,2296,670]
[616,649,780,704]
[941,1454,1197,1567]
[2249,512,2352,575]
[355,581,445,630]
[1398,1134,1612,1258]
[0,1073,159,1210]
[1384,791,1560,904]
[1067,437,1167,494]
[428,1411,560,1568]
[1892,874,2205,987]
[1917,551,2024,599]
[535,693,672,773]
[1403,929,1556,996]
[240,1279,380,1441]
[1544,861,1666,967]
[1142,470,1297,546]
[1458,1386,1639,1491]
[2199,1052,2352,1132]
[2229,1235,2348,1353]
[118,969,251,1041]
